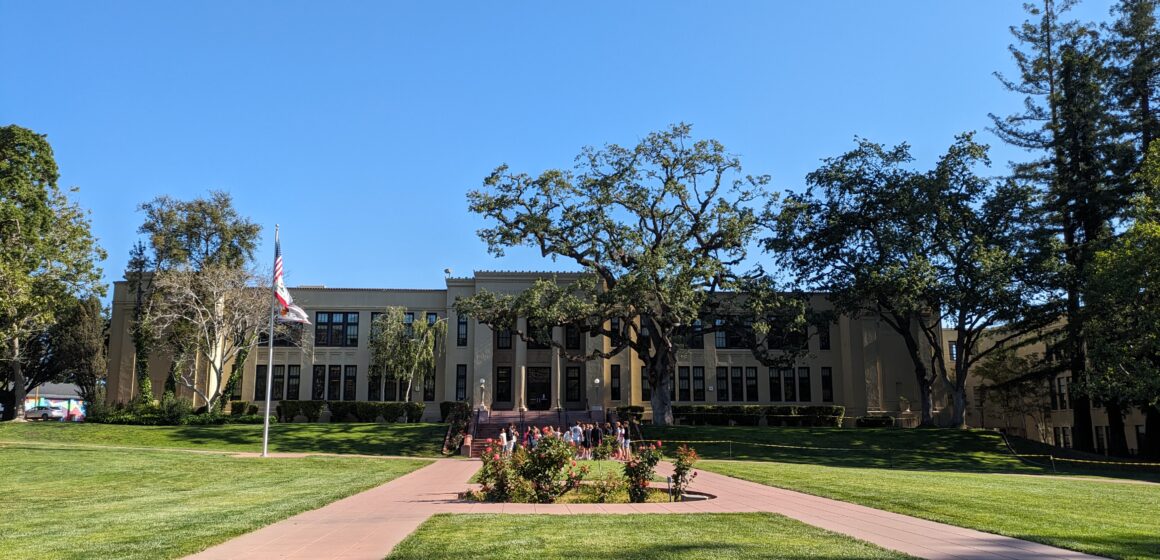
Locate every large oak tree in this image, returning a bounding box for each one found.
[457,124,783,425]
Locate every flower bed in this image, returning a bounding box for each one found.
[463,438,706,504]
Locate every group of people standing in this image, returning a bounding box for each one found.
[495,420,633,460]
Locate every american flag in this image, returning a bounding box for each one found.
[273,235,310,324]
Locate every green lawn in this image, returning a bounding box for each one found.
[0,421,447,456]
[641,425,1038,472]
[700,460,1160,560]
[387,513,914,559]
[0,445,429,560]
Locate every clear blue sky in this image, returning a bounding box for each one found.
[0,1,1117,293]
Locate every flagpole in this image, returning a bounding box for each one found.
[261,224,279,458]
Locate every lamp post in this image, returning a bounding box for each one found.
[593,377,603,421]
[478,377,487,411]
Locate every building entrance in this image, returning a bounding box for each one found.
[526,367,551,410]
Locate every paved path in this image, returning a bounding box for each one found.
[187,458,1105,560]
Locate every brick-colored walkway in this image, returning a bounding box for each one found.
[187,458,1105,560]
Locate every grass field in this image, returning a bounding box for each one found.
[641,425,1038,471]
[387,513,914,559]
[700,460,1160,560]
[0,445,428,560]
[0,421,447,456]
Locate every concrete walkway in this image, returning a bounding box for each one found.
[187,458,1105,560]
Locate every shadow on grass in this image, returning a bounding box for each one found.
[640,425,1160,481]
[170,423,447,456]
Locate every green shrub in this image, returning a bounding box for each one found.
[158,392,193,425]
[765,405,798,426]
[440,401,471,422]
[616,405,644,423]
[183,412,229,425]
[592,440,614,460]
[799,405,845,427]
[403,401,425,423]
[327,401,360,422]
[275,400,325,422]
[624,441,663,503]
[855,415,896,428]
[246,404,259,415]
[228,401,249,416]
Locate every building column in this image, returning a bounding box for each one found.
[551,326,562,410]
[473,319,493,411]
[515,317,527,411]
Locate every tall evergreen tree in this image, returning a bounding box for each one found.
[991,1,1129,451]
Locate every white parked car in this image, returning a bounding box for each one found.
[24,405,66,421]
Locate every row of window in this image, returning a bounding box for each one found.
[299,309,838,353]
[251,364,436,402]
[311,310,441,348]
[250,361,833,404]
[640,366,833,403]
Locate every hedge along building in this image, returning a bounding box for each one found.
[106,270,945,424]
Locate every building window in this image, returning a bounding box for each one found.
[715,319,727,349]
[1053,427,1062,447]
[1061,426,1072,448]
[1137,425,1146,454]
[798,367,812,402]
[1056,377,1070,410]
[286,365,300,401]
[315,312,359,347]
[783,368,796,401]
[610,318,622,343]
[641,368,651,401]
[688,319,704,349]
[368,366,382,401]
[426,312,437,326]
[260,323,303,347]
[693,366,705,401]
[527,320,551,349]
[716,367,729,401]
[566,366,582,401]
[423,375,435,401]
[384,377,399,402]
[565,325,581,350]
[312,365,325,400]
[745,367,758,402]
[457,315,468,346]
[399,312,413,338]
[230,373,243,400]
[610,365,622,401]
[497,328,512,349]
[328,365,342,400]
[820,367,833,403]
[343,365,357,401]
[949,341,959,361]
[678,366,691,401]
[496,367,512,402]
[818,324,831,350]
[1095,426,1108,454]
[730,367,744,402]
[272,365,285,401]
[769,368,782,401]
[455,364,467,401]
[254,365,267,401]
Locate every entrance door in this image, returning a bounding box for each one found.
[526,367,551,410]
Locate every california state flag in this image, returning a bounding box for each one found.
[273,236,311,325]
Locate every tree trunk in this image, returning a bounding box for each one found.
[648,353,675,426]
[9,338,27,422]
[950,385,968,429]
[1106,402,1129,457]
[917,374,934,426]
[1144,405,1160,460]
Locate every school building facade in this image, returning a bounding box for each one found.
[107,271,945,424]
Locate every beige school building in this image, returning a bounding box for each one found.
[107,271,944,425]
